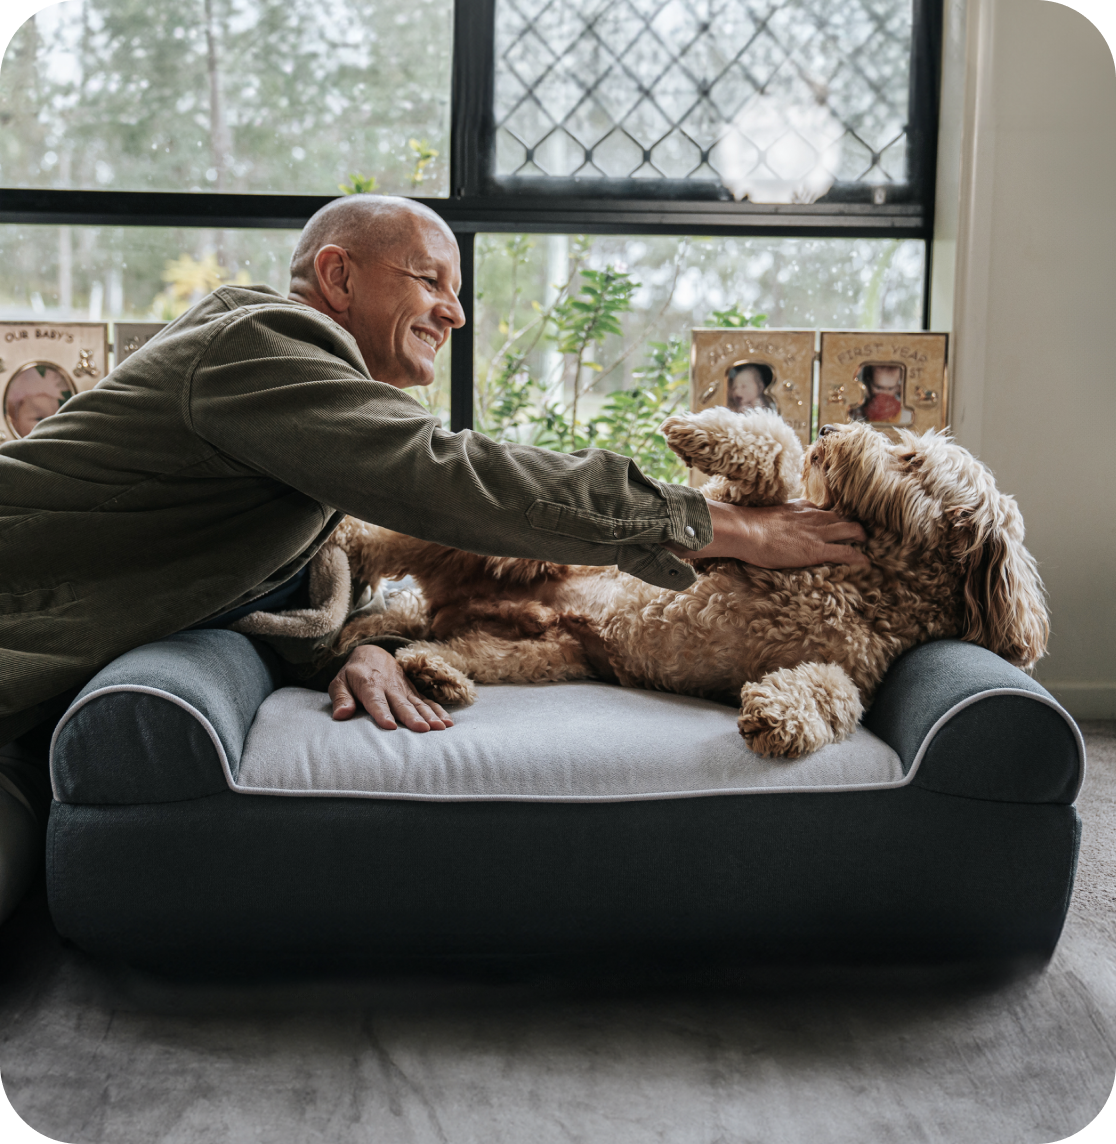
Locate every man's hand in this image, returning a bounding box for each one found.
[676,498,870,569]
[329,644,453,731]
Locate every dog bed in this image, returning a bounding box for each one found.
[46,630,1084,969]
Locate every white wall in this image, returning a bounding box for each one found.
[934,0,1116,717]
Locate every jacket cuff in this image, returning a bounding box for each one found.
[616,545,699,589]
[657,481,713,552]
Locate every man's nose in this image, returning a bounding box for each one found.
[438,293,466,329]
[819,424,839,437]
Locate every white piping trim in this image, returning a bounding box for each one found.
[48,683,1087,806]
[899,687,1087,799]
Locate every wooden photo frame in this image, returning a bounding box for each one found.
[818,331,949,441]
[690,328,816,448]
[0,323,108,444]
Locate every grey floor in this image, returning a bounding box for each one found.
[2,725,1115,1144]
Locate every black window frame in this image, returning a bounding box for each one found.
[0,0,943,431]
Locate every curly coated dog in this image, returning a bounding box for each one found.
[331,409,1048,758]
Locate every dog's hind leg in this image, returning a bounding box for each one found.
[660,407,804,506]
[332,519,436,589]
[398,629,594,692]
[737,662,864,759]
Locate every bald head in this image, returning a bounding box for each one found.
[289,194,454,287]
[287,194,464,388]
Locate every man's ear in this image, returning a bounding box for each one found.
[313,245,354,314]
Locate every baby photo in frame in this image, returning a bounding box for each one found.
[690,328,816,448]
[0,322,108,443]
[818,331,949,441]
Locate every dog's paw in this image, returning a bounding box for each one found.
[660,407,804,505]
[397,648,478,708]
[737,663,863,758]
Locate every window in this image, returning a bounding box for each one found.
[0,0,941,443]
[1,0,452,196]
[492,0,918,203]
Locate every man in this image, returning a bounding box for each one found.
[0,194,867,921]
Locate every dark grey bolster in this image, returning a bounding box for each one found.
[50,630,281,805]
[865,640,1085,805]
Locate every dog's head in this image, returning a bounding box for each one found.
[803,423,1048,668]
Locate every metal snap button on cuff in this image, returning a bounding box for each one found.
[684,525,696,538]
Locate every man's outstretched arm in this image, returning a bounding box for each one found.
[191,306,867,588]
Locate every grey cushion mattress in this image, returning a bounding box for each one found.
[44,632,1086,968]
[221,682,905,801]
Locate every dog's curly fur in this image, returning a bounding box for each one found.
[334,408,1048,758]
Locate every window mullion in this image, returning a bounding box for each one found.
[450,230,476,431]
[451,0,498,198]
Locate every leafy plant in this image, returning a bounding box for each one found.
[709,303,767,328]
[150,252,249,319]
[407,138,439,188]
[339,173,379,194]
[472,238,771,481]
[547,266,638,448]
[589,336,690,481]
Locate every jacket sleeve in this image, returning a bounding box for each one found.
[187,303,713,589]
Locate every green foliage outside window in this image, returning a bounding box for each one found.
[0,0,452,198]
[473,236,769,484]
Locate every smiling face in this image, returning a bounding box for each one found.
[345,215,464,388]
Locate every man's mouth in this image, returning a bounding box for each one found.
[413,328,439,350]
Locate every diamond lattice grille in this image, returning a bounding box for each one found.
[494,0,913,202]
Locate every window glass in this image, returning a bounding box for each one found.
[494,0,913,202]
[474,232,924,478]
[0,0,452,197]
[0,223,449,422]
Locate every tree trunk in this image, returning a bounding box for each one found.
[204,0,232,192]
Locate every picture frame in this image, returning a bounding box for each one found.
[690,328,816,448]
[817,331,949,441]
[0,322,109,443]
[113,322,167,366]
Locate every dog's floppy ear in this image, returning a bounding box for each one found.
[953,496,1049,669]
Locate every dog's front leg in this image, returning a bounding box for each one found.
[738,662,864,759]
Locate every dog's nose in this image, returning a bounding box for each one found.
[819,424,839,437]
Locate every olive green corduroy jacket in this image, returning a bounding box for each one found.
[0,286,712,744]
